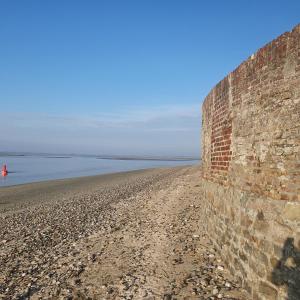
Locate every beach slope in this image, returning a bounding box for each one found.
[0,166,246,299]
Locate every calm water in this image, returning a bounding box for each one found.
[0,155,198,187]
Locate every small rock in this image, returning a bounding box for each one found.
[163,293,172,300]
[212,288,219,295]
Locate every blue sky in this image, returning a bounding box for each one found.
[0,1,299,156]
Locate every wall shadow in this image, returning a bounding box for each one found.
[271,238,300,300]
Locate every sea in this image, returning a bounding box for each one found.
[0,153,199,187]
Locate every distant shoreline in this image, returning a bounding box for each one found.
[0,166,187,212]
[0,152,200,162]
[0,161,198,188]
[96,157,199,162]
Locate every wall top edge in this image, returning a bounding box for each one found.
[201,23,300,107]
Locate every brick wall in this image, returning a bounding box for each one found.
[202,76,233,184]
[200,24,300,299]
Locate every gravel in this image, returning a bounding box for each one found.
[0,166,247,299]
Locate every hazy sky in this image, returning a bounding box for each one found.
[1,1,299,156]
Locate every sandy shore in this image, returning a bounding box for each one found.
[0,166,246,299]
[0,168,179,214]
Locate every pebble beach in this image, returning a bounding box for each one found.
[0,166,246,299]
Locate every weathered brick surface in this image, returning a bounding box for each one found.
[200,24,300,299]
[202,24,300,200]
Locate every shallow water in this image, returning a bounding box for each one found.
[0,155,198,187]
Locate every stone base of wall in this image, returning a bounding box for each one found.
[198,178,300,300]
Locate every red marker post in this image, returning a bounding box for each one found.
[1,165,8,177]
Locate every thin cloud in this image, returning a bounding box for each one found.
[0,104,201,156]
[2,104,201,129]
